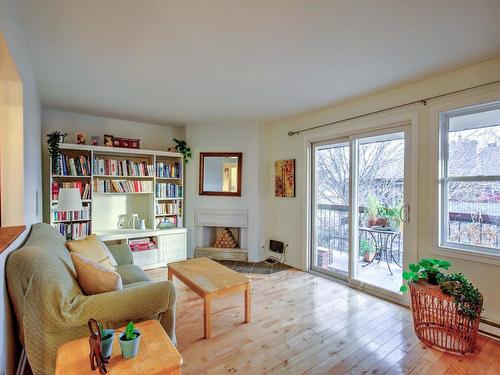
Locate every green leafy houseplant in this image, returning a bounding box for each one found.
[438,273,483,321]
[97,322,112,340]
[173,138,192,163]
[366,195,381,226]
[359,239,375,261]
[400,258,451,292]
[119,321,141,359]
[47,131,68,175]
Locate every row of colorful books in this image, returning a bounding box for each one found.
[93,158,155,177]
[155,202,182,215]
[156,162,181,178]
[155,183,182,198]
[52,205,90,221]
[54,155,91,176]
[94,180,154,193]
[52,222,90,240]
[51,182,91,200]
[128,237,158,252]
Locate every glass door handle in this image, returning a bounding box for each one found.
[399,204,410,223]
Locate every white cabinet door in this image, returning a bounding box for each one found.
[158,232,187,263]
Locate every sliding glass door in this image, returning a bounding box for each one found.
[311,140,350,278]
[312,127,411,296]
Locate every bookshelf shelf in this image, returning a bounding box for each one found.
[93,175,155,179]
[48,143,185,240]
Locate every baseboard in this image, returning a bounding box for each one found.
[479,320,500,341]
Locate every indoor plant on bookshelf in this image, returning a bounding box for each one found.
[400,258,483,353]
[47,131,68,175]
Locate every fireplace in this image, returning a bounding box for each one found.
[194,209,248,261]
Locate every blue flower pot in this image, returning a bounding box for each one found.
[119,330,141,359]
[100,329,115,359]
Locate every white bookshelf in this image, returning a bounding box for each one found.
[49,143,185,240]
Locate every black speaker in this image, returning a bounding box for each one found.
[269,240,284,254]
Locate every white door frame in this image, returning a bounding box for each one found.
[305,110,419,306]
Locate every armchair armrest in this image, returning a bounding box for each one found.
[67,281,176,326]
[107,243,133,265]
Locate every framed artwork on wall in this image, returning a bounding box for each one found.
[275,159,295,197]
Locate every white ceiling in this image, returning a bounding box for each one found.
[16,0,500,126]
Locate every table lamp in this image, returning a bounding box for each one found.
[57,188,83,240]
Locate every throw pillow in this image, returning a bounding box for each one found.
[66,234,117,271]
[71,253,123,295]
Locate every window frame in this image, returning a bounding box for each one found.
[439,100,500,256]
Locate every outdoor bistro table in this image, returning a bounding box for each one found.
[359,227,402,275]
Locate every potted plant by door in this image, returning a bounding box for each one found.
[119,321,141,359]
[400,258,483,354]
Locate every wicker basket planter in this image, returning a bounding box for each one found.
[409,280,483,354]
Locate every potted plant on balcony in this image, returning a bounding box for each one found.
[366,195,381,227]
[359,239,375,262]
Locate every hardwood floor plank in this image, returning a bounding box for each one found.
[147,267,500,375]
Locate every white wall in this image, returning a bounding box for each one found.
[42,109,184,150]
[0,0,42,373]
[185,123,269,262]
[265,56,500,324]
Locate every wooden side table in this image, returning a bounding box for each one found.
[55,320,183,375]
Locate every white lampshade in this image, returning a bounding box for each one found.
[57,188,83,211]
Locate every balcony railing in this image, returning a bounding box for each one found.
[316,204,500,264]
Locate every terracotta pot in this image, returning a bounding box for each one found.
[376,218,388,227]
[367,219,377,228]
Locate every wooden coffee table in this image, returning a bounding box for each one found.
[55,320,182,375]
[168,257,251,339]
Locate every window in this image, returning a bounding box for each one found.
[440,101,500,255]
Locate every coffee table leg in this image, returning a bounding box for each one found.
[204,294,212,339]
[245,282,251,323]
[168,268,173,281]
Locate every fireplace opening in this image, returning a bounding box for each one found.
[213,227,239,248]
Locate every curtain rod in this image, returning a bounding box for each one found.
[288,79,500,136]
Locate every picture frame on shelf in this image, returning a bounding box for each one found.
[76,132,86,145]
[104,134,114,147]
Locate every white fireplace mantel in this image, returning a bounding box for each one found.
[194,208,248,251]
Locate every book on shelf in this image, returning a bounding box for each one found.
[155,183,182,198]
[52,222,90,240]
[52,205,90,221]
[93,158,154,177]
[94,179,153,193]
[52,181,91,200]
[156,161,181,178]
[54,155,91,176]
[155,201,181,215]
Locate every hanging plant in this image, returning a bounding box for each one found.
[47,131,68,175]
[173,138,192,163]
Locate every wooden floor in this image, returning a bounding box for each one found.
[147,267,500,375]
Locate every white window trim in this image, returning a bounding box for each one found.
[438,100,500,258]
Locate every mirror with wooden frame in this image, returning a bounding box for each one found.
[199,152,242,196]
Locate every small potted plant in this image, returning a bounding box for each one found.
[359,239,375,262]
[98,322,115,359]
[173,138,192,163]
[47,131,68,175]
[399,258,451,292]
[366,195,380,228]
[119,321,141,359]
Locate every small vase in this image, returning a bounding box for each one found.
[119,330,141,359]
[100,329,115,359]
